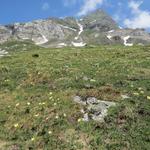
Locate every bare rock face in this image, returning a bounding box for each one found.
[11,19,76,46]
[106,28,150,46]
[0,25,12,43]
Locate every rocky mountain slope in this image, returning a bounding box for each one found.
[0,9,150,47]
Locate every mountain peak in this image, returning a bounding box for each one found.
[0,10,150,47]
[81,9,119,32]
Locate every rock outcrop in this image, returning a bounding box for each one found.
[73,96,116,122]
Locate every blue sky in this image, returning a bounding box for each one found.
[0,0,150,30]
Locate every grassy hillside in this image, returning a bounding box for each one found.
[0,43,150,149]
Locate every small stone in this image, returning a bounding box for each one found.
[83,76,89,81]
[73,96,86,105]
[87,97,98,104]
[82,113,89,122]
[84,83,94,89]
[80,109,85,113]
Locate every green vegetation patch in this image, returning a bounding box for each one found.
[0,43,150,149]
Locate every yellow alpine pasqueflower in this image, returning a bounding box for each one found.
[133,92,139,96]
[147,96,150,100]
[77,118,82,122]
[14,123,19,128]
[31,137,35,141]
[48,131,52,134]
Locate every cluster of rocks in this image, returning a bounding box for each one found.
[73,96,116,122]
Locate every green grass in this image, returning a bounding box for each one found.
[0,43,150,149]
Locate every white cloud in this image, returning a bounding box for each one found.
[77,0,104,16]
[124,1,150,29]
[129,0,143,11]
[42,2,49,11]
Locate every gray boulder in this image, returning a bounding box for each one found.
[73,96,116,122]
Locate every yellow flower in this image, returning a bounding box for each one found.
[49,92,53,95]
[48,131,52,134]
[42,102,46,105]
[77,118,82,122]
[35,114,39,117]
[5,79,10,82]
[90,79,96,82]
[140,91,144,94]
[130,85,134,87]
[14,123,19,128]
[63,113,67,117]
[55,115,59,119]
[27,102,31,106]
[133,92,139,96]
[138,87,142,90]
[147,96,150,100]
[49,97,53,100]
[31,137,35,141]
[15,103,20,107]
[54,103,57,106]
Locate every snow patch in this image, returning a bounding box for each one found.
[74,20,84,40]
[58,43,67,46]
[90,20,96,24]
[95,34,99,38]
[35,35,48,45]
[58,43,67,47]
[21,37,30,40]
[72,20,86,47]
[72,42,86,47]
[107,35,112,40]
[108,30,114,33]
[123,36,133,46]
[59,25,76,31]
[0,49,8,57]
